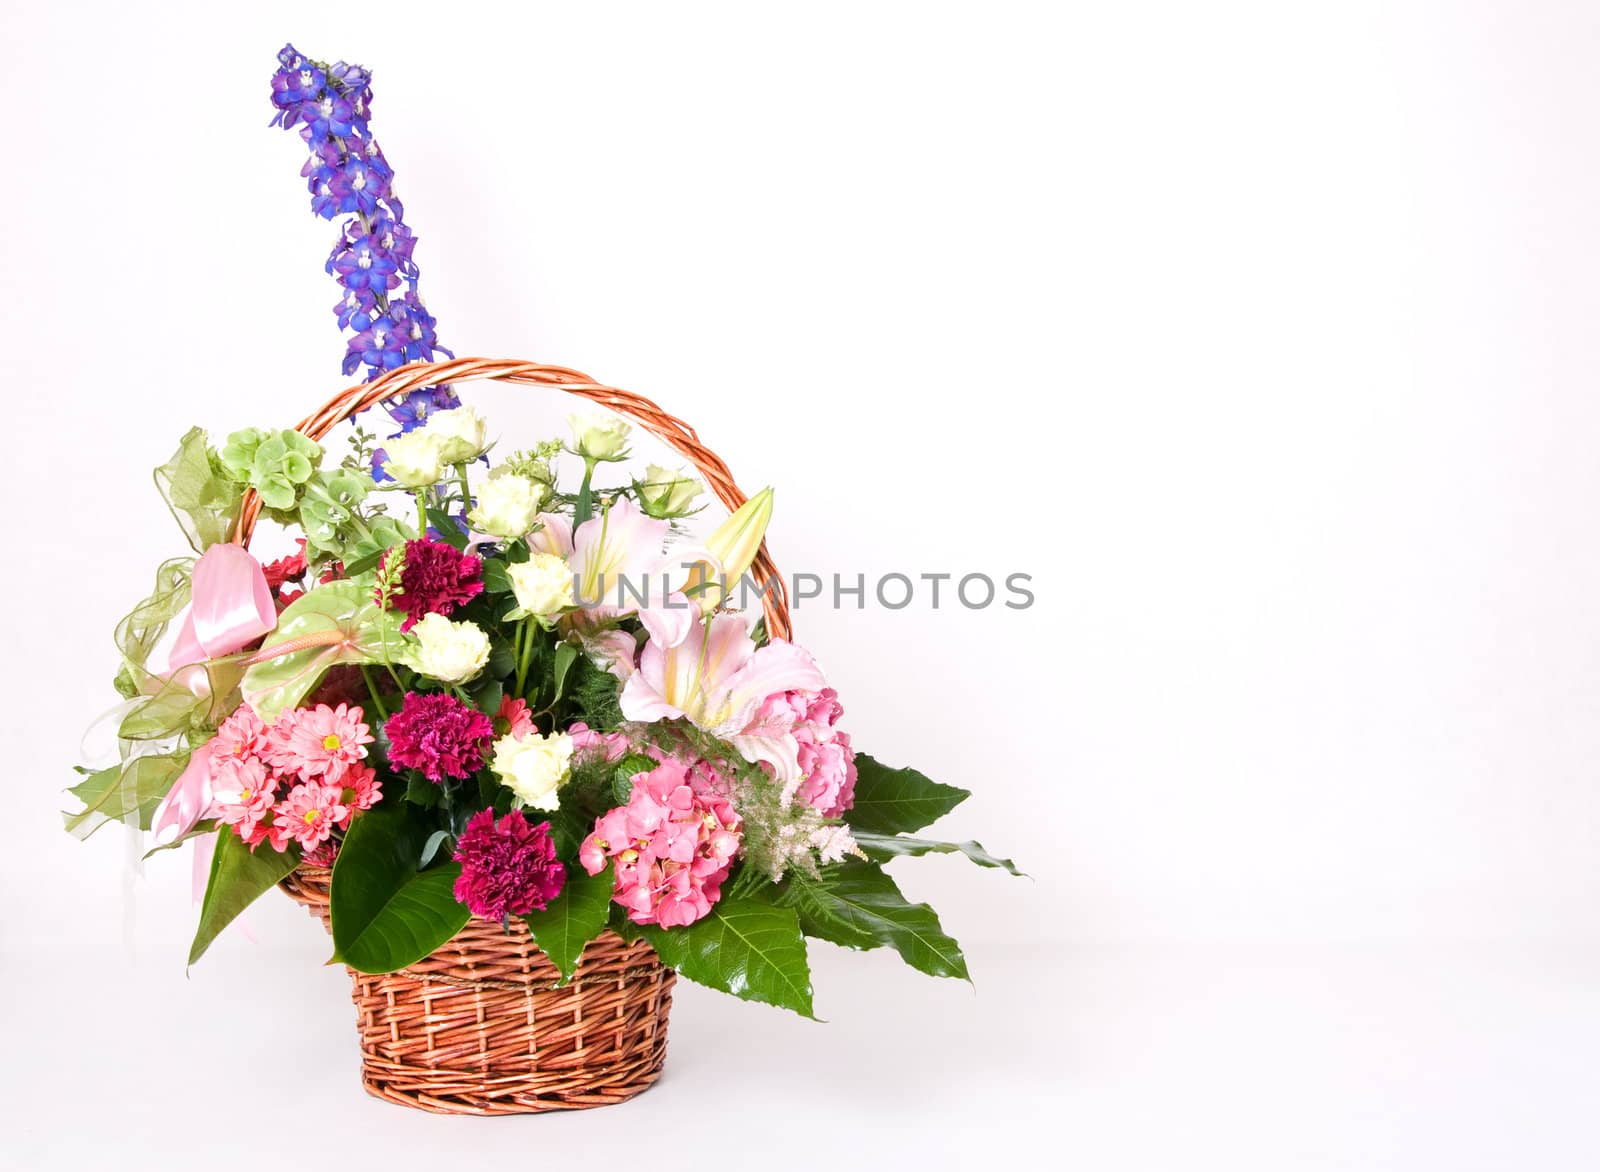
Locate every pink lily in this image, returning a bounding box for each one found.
[620,613,827,782]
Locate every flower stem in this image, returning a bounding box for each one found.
[359,665,389,721]
[455,464,472,512]
[514,618,537,699]
[413,489,428,538]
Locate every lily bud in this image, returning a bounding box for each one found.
[680,487,773,613]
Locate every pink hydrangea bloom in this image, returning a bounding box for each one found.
[269,781,350,851]
[265,703,373,782]
[212,755,280,842]
[568,720,631,763]
[580,756,742,928]
[495,695,536,740]
[452,808,565,919]
[750,687,857,817]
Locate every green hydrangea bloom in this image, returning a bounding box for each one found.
[300,469,371,553]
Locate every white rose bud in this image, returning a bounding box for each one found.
[567,413,632,461]
[491,730,575,810]
[425,405,491,464]
[636,464,704,519]
[508,552,576,621]
[404,613,490,683]
[380,431,445,488]
[468,469,546,539]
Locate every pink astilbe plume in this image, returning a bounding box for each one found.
[580,756,741,928]
[452,809,565,920]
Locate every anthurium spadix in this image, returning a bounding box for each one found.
[679,487,774,615]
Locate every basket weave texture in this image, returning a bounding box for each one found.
[281,866,675,1114]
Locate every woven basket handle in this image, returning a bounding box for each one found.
[232,356,793,641]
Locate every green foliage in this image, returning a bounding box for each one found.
[189,832,302,966]
[641,894,816,1018]
[845,754,970,835]
[154,427,240,552]
[782,861,968,982]
[852,829,1024,876]
[521,864,614,982]
[298,468,372,555]
[241,580,403,722]
[330,804,469,973]
[565,654,624,729]
[62,752,189,840]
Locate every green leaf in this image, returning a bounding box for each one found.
[787,861,968,981]
[612,753,656,804]
[189,833,301,966]
[481,559,514,594]
[641,895,816,1017]
[418,829,452,868]
[62,753,188,840]
[470,677,504,718]
[330,805,469,973]
[845,754,970,835]
[521,864,614,982]
[241,580,403,722]
[851,829,1024,876]
[426,506,468,549]
[404,774,440,807]
[550,642,579,705]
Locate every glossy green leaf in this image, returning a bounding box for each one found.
[481,559,514,594]
[642,896,815,1018]
[426,506,468,549]
[241,580,403,722]
[521,864,614,982]
[330,804,469,973]
[189,833,301,966]
[851,829,1024,876]
[788,861,968,981]
[844,754,970,835]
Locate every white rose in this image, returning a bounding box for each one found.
[467,469,546,539]
[404,613,490,683]
[491,730,575,810]
[567,412,631,460]
[381,431,444,488]
[425,405,491,464]
[636,464,704,519]
[508,552,575,620]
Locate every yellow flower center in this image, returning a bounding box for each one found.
[240,788,252,802]
[322,734,342,751]
[304,809,321,825]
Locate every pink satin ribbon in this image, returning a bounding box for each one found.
[149,544,277,846]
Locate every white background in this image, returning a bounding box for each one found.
[4,1,1599,1167]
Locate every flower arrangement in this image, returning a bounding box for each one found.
[71,402,1018,1015]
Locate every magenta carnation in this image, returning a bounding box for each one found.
[579,756,741,928]
[452,808,565,919]
[384,692,494,781]
[381,538,484,631]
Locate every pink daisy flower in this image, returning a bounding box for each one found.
[266,703,373,782]
[495,695,536,740]
[210,705,269,765]
[269,781,350,852]
[336,762,383,824]
[212,755,280,842]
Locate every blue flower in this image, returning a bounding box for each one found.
[329,233,399,292]
[344,315,409,375]
[332,287,379,331]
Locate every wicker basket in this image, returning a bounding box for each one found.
[253,357,797,1115]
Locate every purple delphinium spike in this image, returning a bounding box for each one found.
[269,43,459,451]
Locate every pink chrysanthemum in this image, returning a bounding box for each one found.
[452,808,566,920]
[580,756,741,928]
[269,781,350,852]
[495,695,536,740]
[752,687,857,817]
[213,755,280,842]
[336,762,383,822]
[385,692,494,782]
[210,705,269,765]
[380,539,484,632]
[265,703,372,782]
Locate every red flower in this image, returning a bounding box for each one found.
[262,539,309,591]
[379,539,483,632]
[384,691,494,782]
[453,808,565,920]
